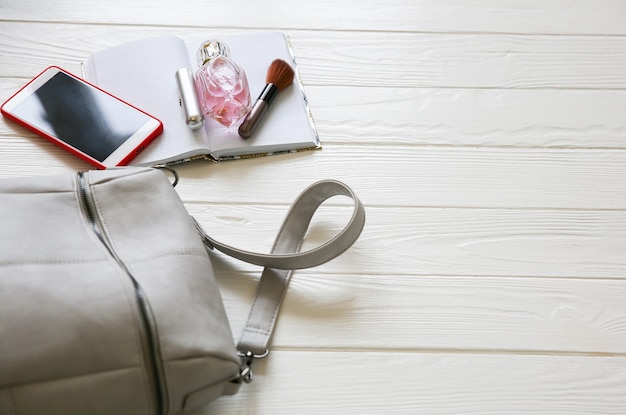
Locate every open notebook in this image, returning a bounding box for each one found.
[82,32,320,166]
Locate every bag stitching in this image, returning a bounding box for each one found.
[0,258,114,266]
[88,180,166,414]
[0,249,209,267]
[126,249,209,263]
[3,364,146,390]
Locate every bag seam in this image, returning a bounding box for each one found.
[126,249,209,264]
[2,356,240,406]
[0,249,209,268]
[0,258,111,267]
[2,364,145,390]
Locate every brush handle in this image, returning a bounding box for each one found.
[238,83,278,139]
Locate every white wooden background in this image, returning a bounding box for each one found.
[2,1,626,413]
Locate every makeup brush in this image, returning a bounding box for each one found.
[238,59,295,138]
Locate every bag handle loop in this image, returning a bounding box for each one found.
[194,179,365,380]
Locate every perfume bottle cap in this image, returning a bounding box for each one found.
[196,40,231,67]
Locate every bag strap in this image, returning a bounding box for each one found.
[194,179,365,382]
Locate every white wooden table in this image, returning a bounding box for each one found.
[2,1,626,413]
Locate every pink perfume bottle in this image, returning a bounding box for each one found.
[194,40,251,128]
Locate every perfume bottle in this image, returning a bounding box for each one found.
[194,40,251,128]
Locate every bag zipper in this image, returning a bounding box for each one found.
[77,172,168,415]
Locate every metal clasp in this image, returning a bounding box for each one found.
[237,350,269,384]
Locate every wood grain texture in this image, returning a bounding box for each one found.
[194,352,626,415]
[1,141,626,210]
[191,205,626,279]
[5,78,626,150]
[163,146,626,210]
[308,87,626,148]
[3,23,626,89]
[216,271,626,354]
[3,0,626,35]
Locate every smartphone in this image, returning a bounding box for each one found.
[1,66,163,169]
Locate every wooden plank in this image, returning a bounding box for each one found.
[308,87,626,149]
[1,140,626,210]
[170,145,626,210]
[5,78,626,150]
[2,24,626,89]
[3,0,626,35]
[192,205,626,279]
[217,272,626,354]
[194,352,626,414]
[294,32,626,89]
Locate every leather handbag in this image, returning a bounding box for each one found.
[0,167,365,415]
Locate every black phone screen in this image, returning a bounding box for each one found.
[10,71,150,162]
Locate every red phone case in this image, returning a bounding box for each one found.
[1,66,163,169]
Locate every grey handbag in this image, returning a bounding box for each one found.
[0,167,365,415]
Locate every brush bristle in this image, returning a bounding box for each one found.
[266,59,295,91]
